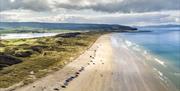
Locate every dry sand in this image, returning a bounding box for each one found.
[12,34,177,91]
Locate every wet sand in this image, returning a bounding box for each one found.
[12,34,178,91]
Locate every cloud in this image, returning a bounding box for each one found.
[1,9,179,26]
[0,0,52,12]
[54,0,180,13]
[0,0,179,13]
[0,0,179,25]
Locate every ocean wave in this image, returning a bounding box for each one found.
[125,40,133,47]
[124,40,142,52]
[153,68,168,83]
[132,46,141,51]
[154,58,166,67]
[124,40,167,68]
[123,39,167,68]
[144,50,147,55]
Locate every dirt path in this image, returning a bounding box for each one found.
[13,34,178,91]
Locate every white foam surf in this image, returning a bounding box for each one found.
[154,58,166,67]
[125,40,133,47]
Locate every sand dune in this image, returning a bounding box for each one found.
[14,34,178,91]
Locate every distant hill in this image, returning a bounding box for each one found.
[0,22,137,31]
[139,24,180,28]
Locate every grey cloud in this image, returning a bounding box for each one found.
[0,0,180,13]
[55,0,180,13]
[0,0,51,12]
[61,13,179,25]
[1,10,179,25]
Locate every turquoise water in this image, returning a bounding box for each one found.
[115,27,180,89]
[120,28,180,68]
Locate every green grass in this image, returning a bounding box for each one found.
[0,31,105,88]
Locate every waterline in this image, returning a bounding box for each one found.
[111,34,180,89]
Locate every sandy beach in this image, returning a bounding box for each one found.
[12,34,178,91]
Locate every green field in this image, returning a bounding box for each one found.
[0,31,104,88]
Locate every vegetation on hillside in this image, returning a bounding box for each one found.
[0,22,137,32]
[0,31,104,88]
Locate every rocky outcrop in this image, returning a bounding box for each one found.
[14,51,33,57]
[55,32,81,38]
[0,54,22,68]
[31,46,48,53]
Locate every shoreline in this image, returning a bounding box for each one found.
[111,35,179,90]
[2,33,178,91]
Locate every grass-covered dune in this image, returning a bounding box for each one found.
[0,31,104,88]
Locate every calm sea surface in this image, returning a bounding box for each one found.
[0,33,58,39]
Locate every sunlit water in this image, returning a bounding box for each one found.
[0,33,59,39]
[113,27,180,89]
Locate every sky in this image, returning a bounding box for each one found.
[0,0,180,26]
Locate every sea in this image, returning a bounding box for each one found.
[0,33,59,39]
[113,26,180,89]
